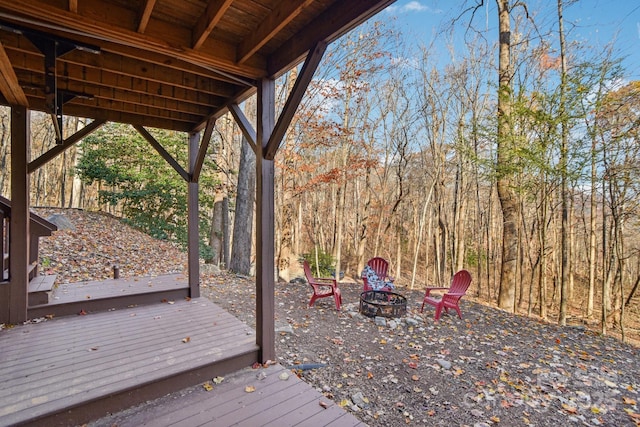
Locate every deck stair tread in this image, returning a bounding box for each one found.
[27,274,57,306]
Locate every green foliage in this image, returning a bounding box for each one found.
[465,247,487,268]
[302,248,335,277]
[75,123,218,254]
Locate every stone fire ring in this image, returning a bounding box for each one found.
[359,290,407,318]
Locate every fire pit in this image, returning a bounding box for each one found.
[359,290,407,318]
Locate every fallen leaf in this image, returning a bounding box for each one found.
[319,401,329,409]
[339,399,350,407]
[181,337,190,343]
[203,382,213,391]
[561,403,577,414]
[367,372,374,379]
[623,397,637,405]
[245,385,256,393]
[78,309,87,315]
[490,415,500,423]
[213,376,224,384]
[411,374,420,381]
[279,372,290,381]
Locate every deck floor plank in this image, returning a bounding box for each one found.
[0,297,258,426]
[89,364,365,427]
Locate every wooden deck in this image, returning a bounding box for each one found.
[0,296,259,426]
[89,364,366,427]
[1,277,365,426]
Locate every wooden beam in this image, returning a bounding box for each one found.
[255,78,275,363]
[265,41,326,160]
[268,0,395,76]
[0,0,266,79]
[192,0,234,51]
[8,106,29,324]
[228,103,256,151]
[137,0,157,33]
[133,125,189,181]
[237,0,314,64]
[191,116,215,183]
[69,0,77,13]
[28,120,105,173]
[0,42,27,106]
[187,131,200,298]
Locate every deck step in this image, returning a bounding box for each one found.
[28,273,189,319]
[27,274,57,306]
[0,298,260,426]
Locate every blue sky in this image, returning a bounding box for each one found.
[382,0,640,79]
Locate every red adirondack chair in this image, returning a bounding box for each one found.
[421,270,472,321]
[303,260,342,310]
[362,257,394,292]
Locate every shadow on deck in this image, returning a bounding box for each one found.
[0,275,364,426]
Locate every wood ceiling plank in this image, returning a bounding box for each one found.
[19,95,195,131]
[16,69,221,116]
[0,0,266,79]
[24,91,205,124]
[237,0,313,64]
[192,0,234,50]
[2,43,239,100]
[0,28,251,87]
[138,0,157,33]
[0,41,27,106]
[267,0,395,76]
[69,0,77,13]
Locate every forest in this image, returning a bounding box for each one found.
[0,1,638,344]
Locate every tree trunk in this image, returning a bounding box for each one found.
[557,0,570,326]
[496,0,518,312]
[229,136,256,275]
[209,200,223,265]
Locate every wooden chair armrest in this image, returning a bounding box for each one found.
[311,278,337,286]
[424,287,450,297]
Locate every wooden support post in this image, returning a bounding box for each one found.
[8,106,30,324]
[256,78,276,362]
[187,131,200,298]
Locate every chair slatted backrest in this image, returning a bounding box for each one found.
[303,260,313,282]
[449,270,472,295]
[367,257,389,280]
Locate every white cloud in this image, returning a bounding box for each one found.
[386,1,441,15]
[404,1,429,12]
